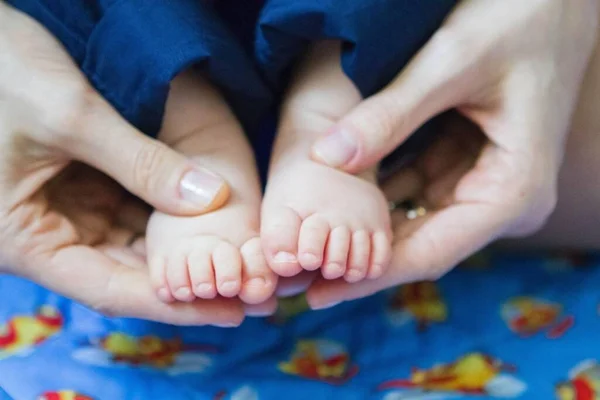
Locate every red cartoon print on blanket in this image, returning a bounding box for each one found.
[0,305,63,360]
[556,360,600,400]
[37,391,93,400]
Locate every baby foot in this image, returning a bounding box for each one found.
[261,41,393,281]
[146,71,277,304]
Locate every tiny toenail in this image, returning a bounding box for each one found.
[220,281,239,292]
[157,288,172,303]
[326,262,344,275]
[369,264,383,278]
[245,277,267,287]
[346,269,363,281]
[175,287,192,299]
[300,253,321,267]
[273,252,297,264]
[195,283,213,294]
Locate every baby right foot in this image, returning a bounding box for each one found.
[146,71,277,305]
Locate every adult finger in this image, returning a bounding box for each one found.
[25,246,244,327]
[66,95,230,216]
[307,200,509,309]
[310,15,488,173]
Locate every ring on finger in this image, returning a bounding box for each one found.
[388,199,427,220]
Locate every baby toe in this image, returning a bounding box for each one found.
[261,206,302,277]
[368,231,392,279]
[345,230,371,283]
[166,246,195,302]
[212,241,242,298]
[149,254,174,303]
[322,226,351,280]
[188,243,218,299]
[298,214,329,271]
[239,237,277,304]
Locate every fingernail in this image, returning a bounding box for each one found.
[312,128,357,168]
[179,167,226,208]
[273,252,297,264]
[311,300,342,311]
[245,306,274,317]
[215,321,241,328]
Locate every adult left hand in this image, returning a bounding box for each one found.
[306,0,599,309]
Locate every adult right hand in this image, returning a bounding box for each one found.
[307,0,599,308]
[0,3,245,326]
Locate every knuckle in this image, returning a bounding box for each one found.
[428,28,471,67]
[354,96,401,145]
[131,142,168,194]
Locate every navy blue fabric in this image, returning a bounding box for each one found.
[8,0,458,170]
[255,0,458,97]
[7,0,272,137]
[254,0,459,176]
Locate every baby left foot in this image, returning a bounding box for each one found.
[261,41,393,281]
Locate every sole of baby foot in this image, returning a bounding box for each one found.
[150,234,277,304]
[261,157,393,282]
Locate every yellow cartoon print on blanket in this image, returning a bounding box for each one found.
[502,297,574,339]
[377,353,527,398]
[0,305,63,360]
[386,282,448,330]
[71,332,219,375]
[279,340,359,385]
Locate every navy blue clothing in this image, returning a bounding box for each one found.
[8,0,458,171]
[8,0,271,137]
[255,0,457,97]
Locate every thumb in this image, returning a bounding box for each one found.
[66,97,230,216]
[310,32,480,174]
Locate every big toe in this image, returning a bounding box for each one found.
[261,206,302,277]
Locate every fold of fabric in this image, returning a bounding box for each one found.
[8,0,272,137]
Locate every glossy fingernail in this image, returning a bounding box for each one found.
[312,128,357,168]
[179,167,226,208]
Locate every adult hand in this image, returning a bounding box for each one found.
[0,3,252,326]
[307,0,599,308]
